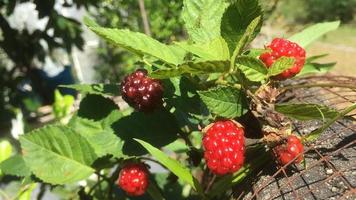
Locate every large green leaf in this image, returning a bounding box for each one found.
[135,139,203,194]
[20,125,97,184]
[236,56,267,82]
[86,26,184,65]
[268,57,294,77]
[68,116,125,158]
[150,60,230,79]
[297,62,336,76]
[221,0,262,53]
[112,109,180,156]
[60,84,120,96]
[78,94,118,121]
[275,103,339,121]
[198,86,248,118]
[289,21,340,48]
[182,0,227,43]
[0,155,31,177]
[176,37,230,60]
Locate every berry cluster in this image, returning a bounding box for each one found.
[117,163,149,196]
[203,120,245,175]
[121,69,163,112]
[260,38,306,80]
[274,135,304,166]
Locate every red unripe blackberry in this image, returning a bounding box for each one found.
[274,135,304,166]
[121,69,163,112]
[259,38,306,80]
[202,120,245,175]
[117,163,149,196]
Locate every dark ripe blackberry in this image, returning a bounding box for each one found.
[121,69,163,112]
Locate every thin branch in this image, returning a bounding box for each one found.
[138,0,151,36]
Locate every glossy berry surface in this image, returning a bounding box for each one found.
[259,38,306,80]
[121,69,163,112]
[275,135,304,166]
[203,120,245,175]
[117,163,149,196]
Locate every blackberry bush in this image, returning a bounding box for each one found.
[0,0,350,199]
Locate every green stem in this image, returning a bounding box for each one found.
[281,83,356,90]
[142,58,152,67]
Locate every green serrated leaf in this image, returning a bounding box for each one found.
[198,86,248,118]
[289,21,340,47]
[268,57,295,77]
[135,139,203,194]
[60,84,120,96]
[221,0,262,53]
[182,0,227,43]
[305,104,356,142]
[236,56,267,82]
[112,109,180,156]
[176,37,230,60]
[0,155,31,177]
[297,62,336,77]
[68,116,125,158]
[150,60,230,79]
[275,103,339,120]
[87,27,184,65]
[20,125,97,184]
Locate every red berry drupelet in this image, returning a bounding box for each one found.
[259,38,306,80]
[274,135,304,166]
[121,69,163,112]
[203,120,245,175]
[117,163,149,196]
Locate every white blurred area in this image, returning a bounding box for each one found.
[5,0,100,83]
